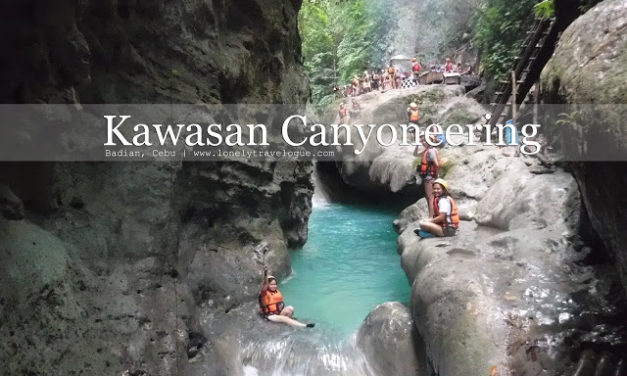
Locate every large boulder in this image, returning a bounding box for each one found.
[357,302,424,376]
[398,189,626,375]
[334,85,486,196]
[541,0,627,291]
[397,134,626,374]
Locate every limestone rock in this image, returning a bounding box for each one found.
[475,168,579,231]
[333,85,485,196]
[0,0,313,375]
[0,184,24,220]
[541,0,627,291]
[0,219,69,301]
[394,198,428,234]
[357,302,424,376]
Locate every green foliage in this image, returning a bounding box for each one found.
[299,1,338,104]
[534,0,554,18]
[473,0,538,80]
[300,0,396,104]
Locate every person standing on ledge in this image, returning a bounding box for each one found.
[444,58,454,73]
[412,57,422,84]
[414,178,460,238]
[259,267,315,328]
[338,103,348,124]
[414,134,439,217]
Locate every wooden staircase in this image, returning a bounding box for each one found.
[489,17,559,126]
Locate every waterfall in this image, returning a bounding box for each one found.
[311,165,331,208]
[240,331,375,376]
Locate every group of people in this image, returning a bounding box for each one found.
[406,102,460,239]
[339,67,401,97]
[338,99,363,123]
[430,57,473,75]
[333,56,426,98]
[259,101,460,329]
[333,56,474,99]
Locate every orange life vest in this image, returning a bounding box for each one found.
[419,147,439,177]
[433,195,460,228]
[409,109,420,123]
[259,289,284,315]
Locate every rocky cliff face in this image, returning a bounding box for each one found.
[329,85,484,199]
[541,0,627,292]
[0,1,312,375]
[347,83,627,374]
[396,143,626,375]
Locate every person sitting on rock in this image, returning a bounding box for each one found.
[414,178,460,238]
[414,134,440,217]
[259,267,314,328]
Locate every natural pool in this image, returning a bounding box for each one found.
[279,202,411,337]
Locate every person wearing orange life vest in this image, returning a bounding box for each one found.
[414,134,440,217]
[406,102,420,142]
[258,266,315,328]
[416,178,460,237]
[407,102,420,125]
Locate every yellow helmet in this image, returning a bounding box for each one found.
[432,178,449,191]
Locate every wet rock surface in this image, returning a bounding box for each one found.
[542,0,627,293]
[396,145,627,375]
[0,1,313,375]
[357,302,425,376]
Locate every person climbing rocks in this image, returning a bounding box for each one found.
[414,134,440,217]
[339,103,348,124]
[407,102,420,126]
[414,178,459,238]
[259,267,315,328]
[444,58,454,73]
[349,99,361,118]
[412,57,421,84]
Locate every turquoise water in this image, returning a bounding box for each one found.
[279,203,411,337]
